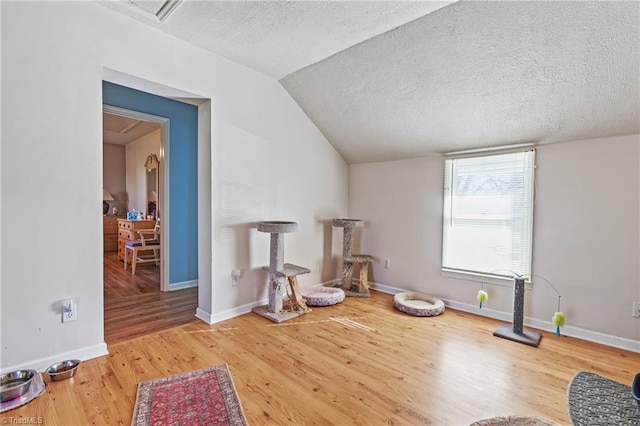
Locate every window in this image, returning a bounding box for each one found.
[442,150,535,278]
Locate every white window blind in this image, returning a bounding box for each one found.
[442,150,535,277]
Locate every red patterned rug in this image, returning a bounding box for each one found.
[131,364,247,426]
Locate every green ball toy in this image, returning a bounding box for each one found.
[477,290,488,309]
[552,311,565,327]
[552,311,565,337]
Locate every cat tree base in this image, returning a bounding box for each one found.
[493,324,541,347]
[251,305,307,323]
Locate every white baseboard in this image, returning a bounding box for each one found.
[194,279,342,325]
[524,314,640,353]
[368,281,404,295]
[195,307,213,324]
[195,299,268,325]
[0,343,109,374]
[444,299,640,353]
[314,279,342,288]
[368,280,640,353]
[194,278,342,325]
[169,279,198,291]
[194,278,640,353]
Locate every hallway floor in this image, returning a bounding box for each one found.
[103,252,198,345]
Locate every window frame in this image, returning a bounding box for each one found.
[441,149,536,283]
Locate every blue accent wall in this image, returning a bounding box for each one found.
[103,81,198,284]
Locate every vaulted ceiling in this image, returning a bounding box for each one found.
[101,1,640,164]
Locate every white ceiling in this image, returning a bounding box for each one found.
[103,113,161,145]
[282,1,640,163]
[100,1,639,164]
[100,1,455,80]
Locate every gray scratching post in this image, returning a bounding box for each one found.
[512,277,525,335]
[268,231,285,313]
[342,225,353,259]
[493,277,542,347]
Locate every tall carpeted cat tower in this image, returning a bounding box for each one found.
[332,219,373,297]
[252,221,311,323]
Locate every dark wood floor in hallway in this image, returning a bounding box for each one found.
[103,252,198,345]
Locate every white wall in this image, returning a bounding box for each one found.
[208,110,348,319]
[125,130,161,214]
[349,135,640,349]
[1,2,347,370]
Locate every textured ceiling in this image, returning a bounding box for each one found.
[99,0,454,80]
[282,1,640,163]
[100,1,639,164]
[103,113,161,145]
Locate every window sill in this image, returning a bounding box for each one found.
[441,268,532,289]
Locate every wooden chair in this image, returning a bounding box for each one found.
[124,219,160,275]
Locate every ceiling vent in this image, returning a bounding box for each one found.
[156,0,182,22]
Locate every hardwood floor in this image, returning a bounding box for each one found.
[103,252,198,344]
[13,291,639,425]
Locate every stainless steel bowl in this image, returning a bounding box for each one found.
[0,369,36,402]
[45,359,81,381]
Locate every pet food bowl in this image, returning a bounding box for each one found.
[632,372,640,410]
[45,359,81,381]
[0,369,36,402]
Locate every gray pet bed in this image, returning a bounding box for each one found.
[393,291,445,317]
[301,286,345,306]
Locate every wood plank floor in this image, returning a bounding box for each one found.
[13,290,640,425]
[103,252,198,344]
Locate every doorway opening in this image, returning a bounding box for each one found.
[103,105,169,290]
[102,105,197,344]
[101,75,209,344]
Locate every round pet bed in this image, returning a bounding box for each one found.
[470,416,557,426]
[393,292,445,317]
[301,286,345,307]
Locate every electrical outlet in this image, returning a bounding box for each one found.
[633,301,640,318]
[231,269,240,286]
[384,259,391,269]
[62,299,77,323]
